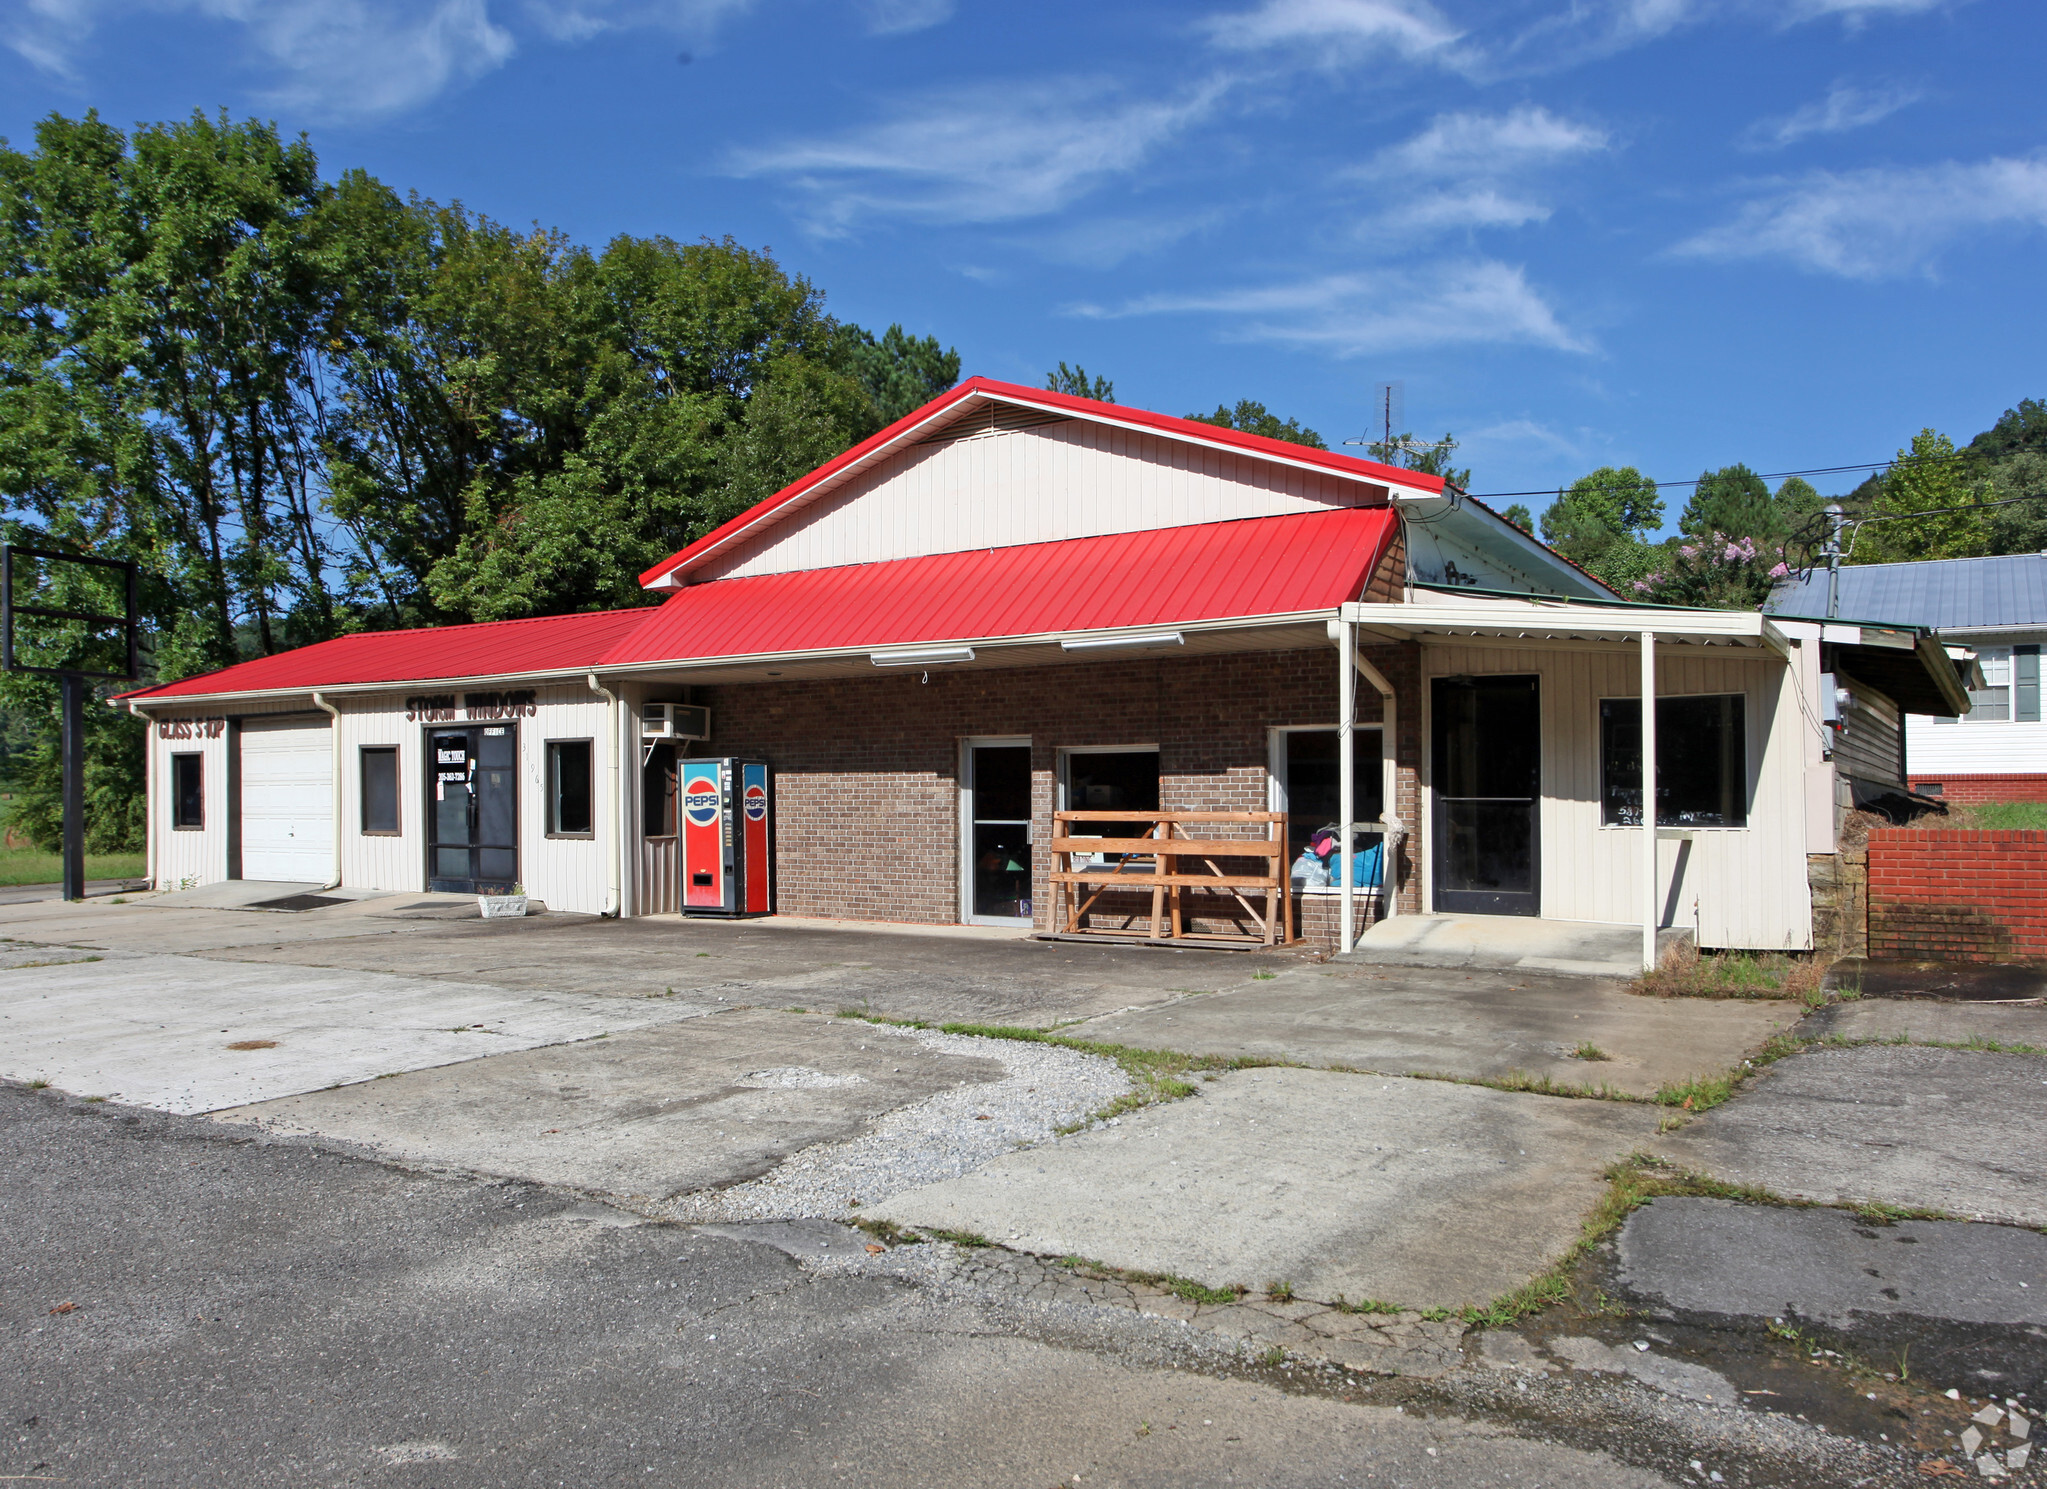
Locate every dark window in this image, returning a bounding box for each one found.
[360,747,400,834]
[172,753,204,829]
[2018,646,2041,723]
[1601,695,1747,827]
[643,741,677,836]
[1064,749,1159,847]
[1278,729,1383,865]
[548,740,593,836]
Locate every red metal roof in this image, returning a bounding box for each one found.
[601,507,1397,667]
[636,377,1440,589]
[120,608,654,701]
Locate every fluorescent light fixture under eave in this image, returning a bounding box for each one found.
[870,646,976,667]
[1059,631,1185,653]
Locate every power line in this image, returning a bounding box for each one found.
[1460,454,1965,503]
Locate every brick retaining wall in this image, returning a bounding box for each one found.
[1866,828,2047,962]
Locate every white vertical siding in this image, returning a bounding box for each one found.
[1419,642,1812,950]
[521,683,613,916]
[145,697,318,890]
[695,420,1382,581]
[150,684,618,912]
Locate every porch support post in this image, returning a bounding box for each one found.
[1640,630,1658,972]
[1339,616,1358,954]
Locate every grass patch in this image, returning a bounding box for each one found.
[26,1077,50,1089]
[1332,1296,1403,1315]
[1411,1068,1637,1102]
[1056,1255,1247,1305]
[843,1013,1296,1130]
[1570,1041,1612,1062]
[1938,799,2047,831]
[0,845,146,887]
[1632,942,1828,1005]
[1265,1279,1294,1302]
[920,1227,992,1249]
[847,1216,922,1248]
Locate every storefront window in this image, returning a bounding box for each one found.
[547,740,594,836]
[1601,695,1747,827]
[1273,729,1383,879]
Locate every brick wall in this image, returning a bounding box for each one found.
[1908,774,2047,804]
[697,643,1423,946]
[1866,828,2047,962]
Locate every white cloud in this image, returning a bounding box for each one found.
[726,77,1229,231]
[1199,0,1462,60]
[855,0,953,34]
[1073,260,1588,356]
[1742,81,1919,148]
[1363,105,1608,179]
[1676,155,2047,279]
[1783,0,1947,18]
[522,0,756,43]
[1348,107,1606,242]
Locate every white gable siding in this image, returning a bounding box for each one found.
[694,419,1386,582]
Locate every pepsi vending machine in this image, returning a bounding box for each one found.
[680,758,773,916]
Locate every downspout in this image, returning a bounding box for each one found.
[311,692,343,892]
[587,673,623,918]
[127,701,156,890]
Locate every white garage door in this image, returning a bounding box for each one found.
[241,718,333,882]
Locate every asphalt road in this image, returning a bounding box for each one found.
[1,1085,1674,1489]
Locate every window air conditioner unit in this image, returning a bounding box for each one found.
[641,702,710,741]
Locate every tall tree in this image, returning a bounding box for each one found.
[1538,466,1662,590]
[1853,430,1985,563]
[836,324,959,425]
[1045,362,1113,402]
[1679,464,1774,542]
[1184,399,1325,449]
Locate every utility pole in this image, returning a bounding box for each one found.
[1823,503,1846,619]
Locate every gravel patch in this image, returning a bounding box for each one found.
[666,1024,1129,1223]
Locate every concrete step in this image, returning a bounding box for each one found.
[1336,914,1691,977]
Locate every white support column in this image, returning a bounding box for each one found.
[1640,630,1658,972]
[1339,617,1358,954]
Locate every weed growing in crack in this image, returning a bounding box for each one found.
[1570,1041,1612,1062]
[1265,1280,1294,1303]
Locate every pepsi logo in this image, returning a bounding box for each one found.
[683,779,720,827]
[743,783,767,822]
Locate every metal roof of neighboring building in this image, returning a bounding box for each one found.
[602,506,1400,668]
[120,607,654,702]
[1765,553,2047,631]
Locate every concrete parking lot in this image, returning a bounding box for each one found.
[8,888,2047,1485]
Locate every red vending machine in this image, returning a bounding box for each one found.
[680,758,773,917]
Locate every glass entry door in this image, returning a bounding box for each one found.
[1431,676,1540,916]
[426,725,519,894]
[964,741,1032,926]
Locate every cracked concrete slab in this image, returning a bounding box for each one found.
[1654,1044,2047,1225]
[1611,1197,2047,1329]
[1810,999,2047,1051]
[217,1009,1008,1203]
[0,946,719,1112]
[869,1067,1660,1310]
[1068,963,1800,1097]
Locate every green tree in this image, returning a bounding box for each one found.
[1501,503,1533,532]
[836,323,959,426]
[1537,466,1662,591]
[1854,430,1985,563]
[1679,465,1774,542]
[1365,432,1470,491]
[1184,399,1325,449]
[1986,453,2047,555]
[1045,362,1113,402]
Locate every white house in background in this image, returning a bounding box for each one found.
[1768,554,2047,805]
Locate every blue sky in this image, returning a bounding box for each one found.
[3,0,2042,522]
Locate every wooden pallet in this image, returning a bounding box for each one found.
[1050,810,1288,947]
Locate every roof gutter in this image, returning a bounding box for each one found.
[310,692,344,892]
[587,673,623,919]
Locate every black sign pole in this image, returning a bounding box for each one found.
[60,671,84,901]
